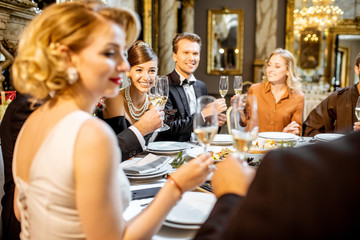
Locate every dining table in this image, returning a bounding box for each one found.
[121,133,319,239]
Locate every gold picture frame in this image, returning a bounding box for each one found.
[207,8,244,75]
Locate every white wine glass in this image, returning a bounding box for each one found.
[193,95,218,153]
[355,96,360,121]
[156,75,170,131]
[229,95,258,163]
[234,76,243,96]
[219,76,229,98]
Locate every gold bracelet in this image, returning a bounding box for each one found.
[167,175,183,196]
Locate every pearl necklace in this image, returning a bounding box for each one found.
[125,87,149,121]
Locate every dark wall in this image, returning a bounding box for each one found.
[194,0,286,95]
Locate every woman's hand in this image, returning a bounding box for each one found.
[169,153,214,193]
[283,121,300,135]
[211,155,256,198]
[218,113,226,127]
[354,122,360,132]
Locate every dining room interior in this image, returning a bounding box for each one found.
[1,0,360,239]
[2,0,360,107]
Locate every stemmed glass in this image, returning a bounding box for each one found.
[355,96,360,121]
[149,75,170,132]
[234,76,243,96]
[219,76,229,98]
[229,95,258,163]
[193,96,218,153]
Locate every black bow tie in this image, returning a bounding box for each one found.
[181,79,194,86]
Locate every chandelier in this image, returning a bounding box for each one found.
[294,0,344,34]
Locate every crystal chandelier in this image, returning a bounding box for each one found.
[294,0,344,34]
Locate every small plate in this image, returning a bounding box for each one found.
[258,132,298,141]
[163,220,200,230]
[211,134,233,145]
[147,141,189,152]
[314,133,345,142]
[165,192,216,225]
[186,146,236,161]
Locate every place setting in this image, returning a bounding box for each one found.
[120,153,173,180]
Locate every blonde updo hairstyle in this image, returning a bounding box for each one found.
[12,1,140,101]
[263,48,302,93]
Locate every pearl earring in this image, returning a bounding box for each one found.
[66,67,78,85]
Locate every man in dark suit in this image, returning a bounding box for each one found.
[0,94,151,239]
[194,132,360,239]
[156,32,227,142]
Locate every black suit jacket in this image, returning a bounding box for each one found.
[156,70,207,142]
[195,132,360,239]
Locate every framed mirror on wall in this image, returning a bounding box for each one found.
[286,0,360,88]
[207,8,244,75]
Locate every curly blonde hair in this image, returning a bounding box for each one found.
[12,1,140,100]
[263,48,302,93]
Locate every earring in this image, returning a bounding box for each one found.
[66,67,78,85]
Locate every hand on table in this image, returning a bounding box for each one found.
[354,122,360,132]
[133,108,163,136]
[283,121,300,135]
[170,153,214,193]
[211,155,256,198]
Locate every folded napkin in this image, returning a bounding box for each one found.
[121,153,170,174]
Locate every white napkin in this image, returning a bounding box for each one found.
[120,153,170,174]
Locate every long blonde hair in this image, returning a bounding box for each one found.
[12,1,140,100]
[263,48,302,93]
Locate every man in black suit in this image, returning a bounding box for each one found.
[156,32,227,142]
[195,132,360,239]
[0,94,152,239]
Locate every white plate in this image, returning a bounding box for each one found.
[165,192,216,225]
[211,134,233,145]
[186,146,236,161]
[126,164,172,180]
[163,220,200,230]
[314,133,345,142]
[147,141,189,152]
[125,163,171,177]
[258,132,298,141]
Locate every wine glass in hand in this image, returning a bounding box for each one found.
[193,96,218,153]
[219,76,229,98]
[356,96,360,121]
[229,95,258,163]
[234,76,243,96]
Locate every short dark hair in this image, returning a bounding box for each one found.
[355,52,360,67]
[127,40,158,67]
[172,32,201,53]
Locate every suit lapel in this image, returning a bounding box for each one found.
[193,81,203,98]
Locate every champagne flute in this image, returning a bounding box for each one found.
[229,95,258,163]
[156,75,170,131]
[355,96,360,121]
[193,96,218,153]
[219,76,229,98]
[234,76,243,96]
[148,79,162,107]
